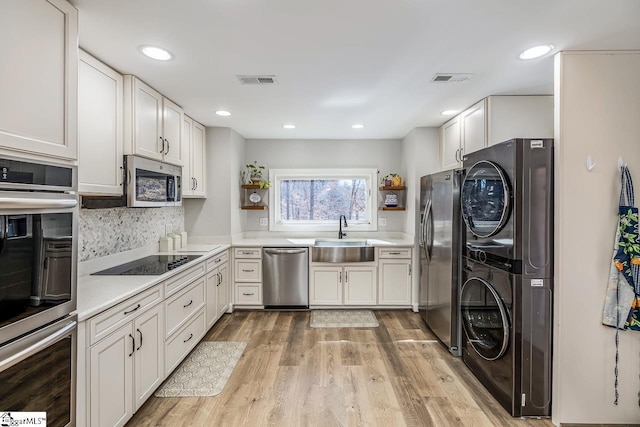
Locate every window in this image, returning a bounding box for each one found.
[269,168,378,232]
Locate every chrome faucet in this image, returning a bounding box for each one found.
[338,215,348,239]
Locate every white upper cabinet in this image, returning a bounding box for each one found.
[78,50,124,195]
[0,0,78,161]
[440,95,553,169]
[124,76,184,166]
[182,116,206,198]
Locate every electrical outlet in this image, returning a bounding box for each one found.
[378,217,387,226]
[259,217,268,226]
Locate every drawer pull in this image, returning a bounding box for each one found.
[215,258,222,263]
[388,252,402,255]
[241,251,255,255]
[242,269,254,272]
[124,304,141,315]
[183,299,193,308]
[242,293,255,296]
[183,333,193,343]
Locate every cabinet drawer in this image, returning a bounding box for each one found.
[235,284,262,305]
[165,276,206,338]
[88,285,163,345]
[378,248,412,259]
[206,251,229,271]
[234,247,261,258]
[165,308,206,374]
[234,259,262,282]
[164,261,206,297]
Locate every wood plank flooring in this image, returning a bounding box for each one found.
[127,310,555,427]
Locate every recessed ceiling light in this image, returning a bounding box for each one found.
[140,45,173,61]
[283,124,296,129]
[215,110,231,117]
[352,124,365,129]
[441,110,458,116]
[519,44,554,60]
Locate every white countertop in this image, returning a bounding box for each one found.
[77,244,230,321]
[232,232,415,247]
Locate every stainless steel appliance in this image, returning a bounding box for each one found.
[0,155,77,426]
[418,169,463,356]
[92,254,202,275]
[126,155,182,207]
[262,247,309,308]
[460,138,553,417]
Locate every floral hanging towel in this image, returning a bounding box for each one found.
[601,166,640,406]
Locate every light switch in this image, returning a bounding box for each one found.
[378,217,387,226]
[259,217,268,226]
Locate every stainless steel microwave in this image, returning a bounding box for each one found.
[126,155,182,207]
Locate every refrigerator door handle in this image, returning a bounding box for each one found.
[422,200,432,262]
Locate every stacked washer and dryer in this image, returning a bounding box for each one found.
[459,138,553,417]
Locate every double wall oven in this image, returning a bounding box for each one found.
[0,156,77,426]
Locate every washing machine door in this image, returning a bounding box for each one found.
[461,161,511,238]
[460,277,509,361]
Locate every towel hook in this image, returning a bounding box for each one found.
[586,156,596,171]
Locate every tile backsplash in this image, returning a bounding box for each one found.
[79,207,184,261]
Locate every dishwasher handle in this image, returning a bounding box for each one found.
[264,249,307,255]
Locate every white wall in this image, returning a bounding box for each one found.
[401,127,440,308]
[184,127,246,239]
[244,138,404,231]
[553,51,640,424]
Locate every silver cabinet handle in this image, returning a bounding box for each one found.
[242,292,255,296]
[124,304,141,315]
[0,197,78,210]
[265,249,307,255]
[136,328,143,351]
[240,251,256,255]
[242,269,254,272]
[183,333,193,343]
[183,299,193,308]
[194,178,198,190]
[129,334,135,357]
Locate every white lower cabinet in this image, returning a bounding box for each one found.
[310,265,376,305]
[89,303,164,427]
[206,260,229,329]
[378,259,412,305]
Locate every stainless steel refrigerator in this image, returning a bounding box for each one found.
[418,169,463,356]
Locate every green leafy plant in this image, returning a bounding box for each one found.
[242,161,271,188]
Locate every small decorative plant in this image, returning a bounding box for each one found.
[380,173,401,186]
[242,161,271,188]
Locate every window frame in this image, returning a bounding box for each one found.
[268,168,378,232]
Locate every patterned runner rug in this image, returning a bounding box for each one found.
[155,341,246,397]
[310,310,379,328]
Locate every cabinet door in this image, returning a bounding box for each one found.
[191,121,207,197]
[0,0,78,160]
[310,267,342,305]
[206,268,219,329]
[344,266,377,305]
[79,51,124,195]
[133,304,164,411]
[131,78,163,161]
[378,259,412,305]
[162,97,184,166]
[181,115,193,197]
[216,262,229,319]
[90,323,134,427]
[440,116,461,170]
[461,99,487,156]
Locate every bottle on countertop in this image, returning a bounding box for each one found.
[168,233,181,249]
[160,236,173,252]
[180,231,188,247]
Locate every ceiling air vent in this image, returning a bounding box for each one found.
[237,75,277,85]
[431,73,474,83]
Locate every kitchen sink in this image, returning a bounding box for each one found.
[312,239,374,263]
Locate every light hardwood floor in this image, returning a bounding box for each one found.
[127,310,554,427]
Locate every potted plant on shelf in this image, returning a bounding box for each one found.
[242,161,271,188]
[380,173,401,187]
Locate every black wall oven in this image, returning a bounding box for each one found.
[0,156,77,426]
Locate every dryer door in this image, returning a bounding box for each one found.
[461,161,511,238]
[460,277,509,361]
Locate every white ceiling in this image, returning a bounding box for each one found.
[71,0,640,140]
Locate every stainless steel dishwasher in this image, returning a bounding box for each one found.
[262,247,309,309]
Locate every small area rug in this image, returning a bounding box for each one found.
[155,341,246,397]
[310,310,379,328]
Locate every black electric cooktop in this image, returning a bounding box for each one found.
[92,255,202,276]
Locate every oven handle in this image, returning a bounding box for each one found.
[0,319,76,373]
[0,197,77,210]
